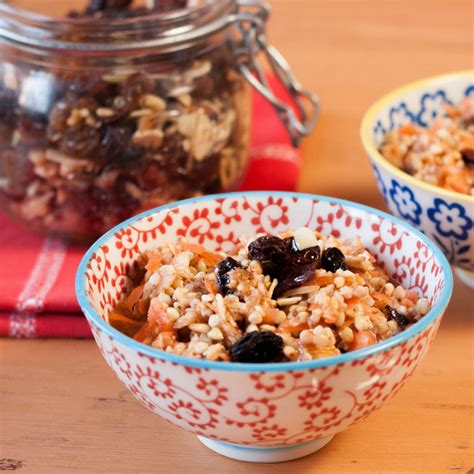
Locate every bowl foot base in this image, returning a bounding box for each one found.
[197,435,335,462]
[455,267,474,288]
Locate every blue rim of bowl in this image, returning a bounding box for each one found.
[76,191,453,373]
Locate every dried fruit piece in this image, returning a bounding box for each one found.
[248,236,292,275]
[87,0,133,13]
[99,123,138,161]
[460,148,474,164]
[120,73,155,104]
[248,236,320,297]
[230,331,284,363]
[216,257,242,295]
[0,89,17,124]
[151,1,189,13]
[248,236,291,261]
[321,247,348,272]
[289,241,321,267]
[273,264,316,298]
[385,305,410,327]
[47,97,103,158]
[68,0,135,16]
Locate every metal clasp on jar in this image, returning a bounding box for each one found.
[229,0,320,147]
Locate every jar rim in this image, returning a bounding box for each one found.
[0,0,236,54]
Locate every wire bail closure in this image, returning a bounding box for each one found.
[231,0,320,147]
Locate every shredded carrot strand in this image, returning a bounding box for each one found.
[146,254,162,274]
[108,310,143,337]
[277,320,309,335]
[398,123,417,135]
[181,242,222,266]
[133,322,153,342]
[122,284,144,311]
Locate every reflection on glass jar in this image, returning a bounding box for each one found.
[0,0,317,242]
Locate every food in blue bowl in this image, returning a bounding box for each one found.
[361,71,474,287]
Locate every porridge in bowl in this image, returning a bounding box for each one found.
[379,97,474,196]
[109,228,431,362]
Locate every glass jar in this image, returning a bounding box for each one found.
[0,0,318,242]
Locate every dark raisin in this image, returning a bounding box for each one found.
[70,0,187,18]
[460,148,474,164]
[60,127,102,158]
[85,0,133,14]
[99,123,138,161]
[0,89,17,124]
[273,264,316,298]
[119,73,155,104]
[194,75,215,98]
[321,247,348,272]
[186,153,220,186]
[0,149,34,198]
[67,75,115,103]
[86,0,107,13]
[248,236,320,296]
[248,236,291,261]
[385,305,410,327]
[17,116,48,147]
[48,97,103,158]
[461,116,474,128]
[157,135,189,177]
[230,331,284,363]
[216,257,242,295]
[151,0,188,12]
[109,96,134,121]
[137,161,168,190]
[236,318,247,332]
[111,7,154,18]
[248,236,292,276]
[177,327,191,342]
[47,101,68,134]
[291,244,321,267]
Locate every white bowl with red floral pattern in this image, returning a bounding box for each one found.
[76,192,453,463]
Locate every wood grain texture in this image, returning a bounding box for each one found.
[1,1,473,473]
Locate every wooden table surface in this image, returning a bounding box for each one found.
[1,1,473,473]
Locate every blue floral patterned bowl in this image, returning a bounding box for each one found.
[361,71,474,287]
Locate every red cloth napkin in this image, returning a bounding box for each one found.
[0,76,302,338]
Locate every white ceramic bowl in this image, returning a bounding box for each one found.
[361,71,474,287]
[76,192,453,462]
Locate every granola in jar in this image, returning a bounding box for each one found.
[109,228,431,363]
[0,1,251,241]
